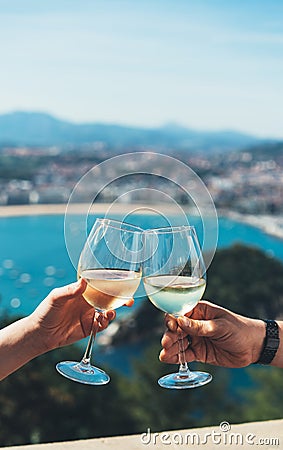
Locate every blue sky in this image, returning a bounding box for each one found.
[0,0,282,138]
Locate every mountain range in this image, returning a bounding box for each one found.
[0,111,265,152]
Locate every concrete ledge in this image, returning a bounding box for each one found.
[5,419,283,449]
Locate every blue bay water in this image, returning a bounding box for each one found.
[1,213,283,317]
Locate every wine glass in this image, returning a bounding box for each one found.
[142,225,212,389]
[56,218,143,385]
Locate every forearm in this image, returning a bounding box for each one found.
[0,316,42,381]
[270,320,283,368]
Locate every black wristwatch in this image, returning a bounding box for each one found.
[256,319,280,365]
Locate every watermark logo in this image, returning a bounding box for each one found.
[219,421,231,432]
[140,422,280,446]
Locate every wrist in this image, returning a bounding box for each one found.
[25,314,50,356]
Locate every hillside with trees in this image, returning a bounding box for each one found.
[0,244,282,446]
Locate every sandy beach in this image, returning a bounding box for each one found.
[0,203,70,217]
[0,202,193,218]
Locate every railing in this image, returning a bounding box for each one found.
[5,418,283,449]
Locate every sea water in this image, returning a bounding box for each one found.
[0,214,283,317]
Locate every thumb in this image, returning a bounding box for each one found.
[177,316,215,337]
[67,278,87,296]
[53,278,87,302]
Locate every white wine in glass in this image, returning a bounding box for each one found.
[79,268,141,311]
[143,275,206,317]
[56,218,142,385]
[142,225,212,389]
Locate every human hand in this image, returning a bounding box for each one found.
[159,300,266,368]
[30,278,128,354]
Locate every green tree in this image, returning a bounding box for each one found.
[0,344,138,446]
[238,366,283,422]
[116,343,240,432]
[1,244,282,446]
[206,244,283,318]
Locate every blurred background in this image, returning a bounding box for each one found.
[0,0,283,446]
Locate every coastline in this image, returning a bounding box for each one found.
[0,203,70,217]
[1,204,283,241]
[224,210,283,241]
[0,203,192,218]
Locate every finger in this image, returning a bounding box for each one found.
[160,342,196,364]
[49,278,87,303]
[180,348,197,363]
[161,330,177,349]
[159,348,179,364]
[105,310,116,321]
[97,310,116,331]
[98,313,109,330]
[92,313,100,332]
[159,338,190,363]
[124,298,134,307]
[161,326,187,349]
[178,316,216,337]
[161,330,189,350]
[165,314,178,332]
[160,340,180,362]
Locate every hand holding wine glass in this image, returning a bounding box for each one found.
[142,225,212,389]
[56,218,142,385]
[160,301,270,368]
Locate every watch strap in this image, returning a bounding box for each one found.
[256,319,280,365]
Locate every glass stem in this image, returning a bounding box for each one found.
[81,311,99,366]
[178,334,190,375]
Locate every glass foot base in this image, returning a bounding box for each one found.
[158,370,212,389]
[56,361,110,385]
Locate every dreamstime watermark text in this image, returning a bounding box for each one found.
[140,422,280,446]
